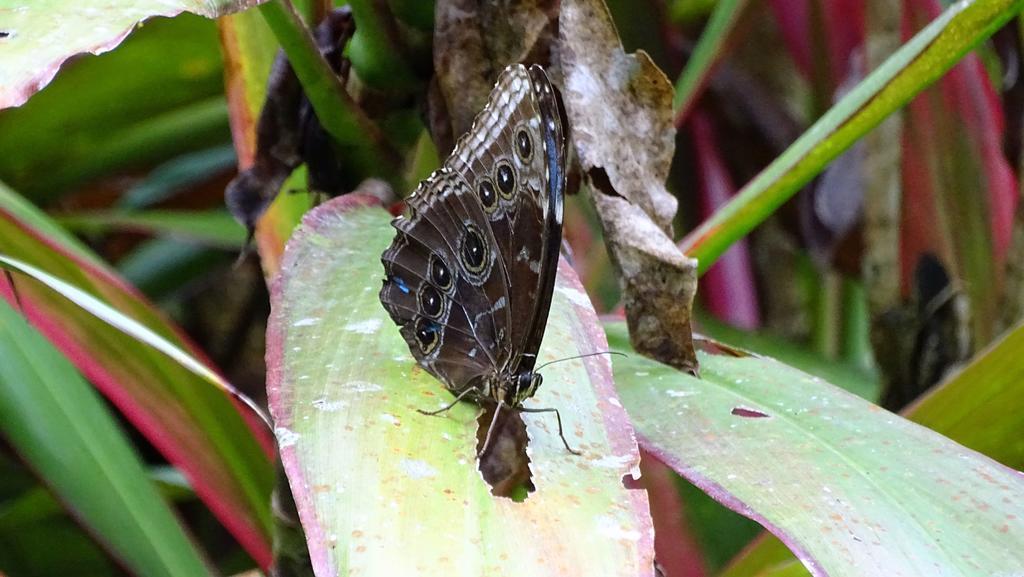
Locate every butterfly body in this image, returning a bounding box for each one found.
[379,64,567,443]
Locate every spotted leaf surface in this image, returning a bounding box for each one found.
[608,323,1024,577]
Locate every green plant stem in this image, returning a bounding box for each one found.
[673,0,748,123]
[841,278,872,369]
[679,0,1024,275]
[812,270,841,359]
[257,0,404,188]
[347,0,418,91]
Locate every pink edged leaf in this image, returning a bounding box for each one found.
[0,183,274,567]
[716,320,1024,576]
[639,450,708,577]
[267,196,654,576]
[607,323,1024,577]
[0,0,264,109]
[0,301,217,577]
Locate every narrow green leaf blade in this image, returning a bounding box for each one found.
[0,300,215,577]
[608,323,1024,577]
[0,254,230,389]
[680,0,1024,273]
[672,0,748,121]
[56,210,246,249]
[268,197,654,576]
[0,183,274,566]
[908,322,1024,470]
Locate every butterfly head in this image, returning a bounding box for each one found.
[508,370,542,406]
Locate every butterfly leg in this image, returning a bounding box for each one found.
[518,406,581,455]
[477,400,507,458]
[417,387,477,416]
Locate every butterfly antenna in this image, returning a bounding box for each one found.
[534,350,627,372]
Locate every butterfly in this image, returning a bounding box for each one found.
[378,64,575,457]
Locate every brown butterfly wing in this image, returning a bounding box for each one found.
[379,64,565,396]
[380,168,512,395]
[444,64,566,374]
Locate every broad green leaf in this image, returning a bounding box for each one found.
[0,183,274,567]
[0,0,264,109]
[607,323,1024,577]
[268,197,653,576]
[118,145,238,209]
[680,0,1024,273]
[56,210,246,249]
[717,314,1024,577]
[0,300,215,577]
[0,15,230,200]
[908,321,1024,470]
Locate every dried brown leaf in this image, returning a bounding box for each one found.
[592,193,698,374]
[433,0,559,147]
[558,0,696,373]
[558,0,677,232]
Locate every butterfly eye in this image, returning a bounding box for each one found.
[414,318,440,354]
[419,285,444,318]
[495,161,516,200]
[429,254,452,290]
[477,178,498,213]
[460,224,488,274]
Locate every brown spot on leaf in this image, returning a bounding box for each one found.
[731,407,770,418]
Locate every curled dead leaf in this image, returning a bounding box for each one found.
[558,0,697,373]
[592,192,699,374]
[558,0,677,233]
